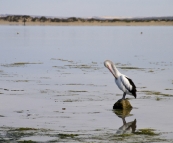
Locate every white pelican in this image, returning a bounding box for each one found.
[104,60,137,100]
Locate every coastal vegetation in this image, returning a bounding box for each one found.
[0,15,173,24]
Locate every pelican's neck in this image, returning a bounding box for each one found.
[112,64,120,78]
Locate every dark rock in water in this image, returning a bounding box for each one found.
[113,99,132,109]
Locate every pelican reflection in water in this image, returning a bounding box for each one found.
[114,109,137,135]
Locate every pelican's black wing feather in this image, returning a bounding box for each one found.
[125,77,137,98]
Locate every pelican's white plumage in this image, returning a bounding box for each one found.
[104,60,137,99]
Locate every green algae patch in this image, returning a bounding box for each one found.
[12,62,42,65]
[148,70,154,72]
[118,66,144,70]
[18,140,37,143]
[13,128,38,131]
[165,88,173,90]
[2,62,43,67]
[58,133,79,139]
[6,131,35,140]
[110,128,164,142]
[68,90,87,92]
[117,134,133,137]
[140,90,173,97]
[64,64,100,70]
[65,64,92,69]
[134,128,159,136]
[0,126,170,143]
[155,96,164,101]
[0,126,53,142]
[51,58,74,63]
[156,96,162,101]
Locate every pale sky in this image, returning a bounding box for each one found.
[1,0,173,17]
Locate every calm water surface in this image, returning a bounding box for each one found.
[0,25,173,142]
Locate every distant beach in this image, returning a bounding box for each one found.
[0,15,173,26]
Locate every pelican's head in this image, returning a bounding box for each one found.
[104,60,117,78]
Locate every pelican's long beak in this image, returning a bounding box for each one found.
[107,65,116,78]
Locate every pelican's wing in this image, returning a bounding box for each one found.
[120,75,132,91]
[125,77,136,89]
[120,75,137,98]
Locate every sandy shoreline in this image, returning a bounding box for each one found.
[1,20,173,26]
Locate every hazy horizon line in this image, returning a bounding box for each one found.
[1,14,173,20]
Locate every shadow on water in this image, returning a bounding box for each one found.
[113,109,137,135]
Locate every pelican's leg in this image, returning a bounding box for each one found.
[122,93,126,100]
[122,117,126,125]
[118,93,126,101]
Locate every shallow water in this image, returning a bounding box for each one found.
[0,25,173,142]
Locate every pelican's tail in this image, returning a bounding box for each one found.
[131,89,137,98]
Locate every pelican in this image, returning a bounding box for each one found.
[104,60,137,100]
